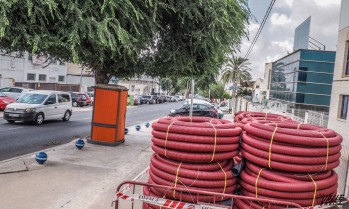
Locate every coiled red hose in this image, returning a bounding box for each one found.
[241,122,342,173]
[151,116,241,162]
[235,162,338,208]
[147,155,237,203]
[234,111,289,123]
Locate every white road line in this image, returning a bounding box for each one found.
[0,127,24,131]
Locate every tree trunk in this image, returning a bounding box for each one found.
[94,66,110,84]
[232,81,238,113]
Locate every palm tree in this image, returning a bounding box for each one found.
[220,56,252,112]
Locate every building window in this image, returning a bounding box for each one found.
[39,74,47,81]
[256,85,259,89]
[298,67,307,82]
[58,76,65,82]
[27,73,35,81]
[345,41,349,76]
[339,95,349,120]
[131,85,135,92]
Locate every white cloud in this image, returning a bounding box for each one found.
[239,0,341,79]
[313,0,341,7]
[284,0,294,7]
[271,40,293,51]
[270,13,292,25]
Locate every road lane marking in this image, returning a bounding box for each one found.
[0,127,24,132]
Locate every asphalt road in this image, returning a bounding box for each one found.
[0,102,182,161]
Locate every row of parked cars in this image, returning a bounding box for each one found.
[0,87,96,125]
[169,99,229,119]
[0,87,94,110]
[134,95,183,105]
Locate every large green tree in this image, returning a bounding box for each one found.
[0,0,156,83]
[145,0,250,79]
[0,1,250,84]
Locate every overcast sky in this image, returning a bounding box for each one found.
[238,0,342,79]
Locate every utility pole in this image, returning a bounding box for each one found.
[208,88,211,102]
[79,66,83,92]
[189,79,195,117]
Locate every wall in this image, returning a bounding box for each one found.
[0,77,14,88]
[328,14,349,195]
[0,52,67,83]
[66,75,95,87]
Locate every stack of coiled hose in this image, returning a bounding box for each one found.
[234,111,292,129]
[143,116,242,209]
[235,119,342,208]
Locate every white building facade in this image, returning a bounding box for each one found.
[0,52,67,86]
[117,76,159,96]
[327,0,349,197]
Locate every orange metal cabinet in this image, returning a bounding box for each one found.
[87,84,128,146]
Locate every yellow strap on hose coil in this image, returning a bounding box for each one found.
[297,123,302,130]
[255,168,264,198]
[309,174,317,207]
[217,162,227,200]
[268,127,278,169]
[160,194,167,209]
[165,121,176,157]
[209,123,217,163]
[318,132,330,171]
[172,162,183,198]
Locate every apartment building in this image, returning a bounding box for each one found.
[327,0,349,197]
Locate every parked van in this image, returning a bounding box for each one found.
[3,90,72,125]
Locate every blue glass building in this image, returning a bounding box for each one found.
[269,49,336,114]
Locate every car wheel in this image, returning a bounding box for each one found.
[35,113,44,125]
[7,120,15,124]
[62,110,71,121]
[73,101,78,107]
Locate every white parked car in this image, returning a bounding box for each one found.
[218,101,229,113]
[0,87,33,99]
[3,90,72,125]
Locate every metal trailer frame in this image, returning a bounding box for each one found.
[113,180,303,209]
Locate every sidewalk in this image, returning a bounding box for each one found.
[0,123,153,209]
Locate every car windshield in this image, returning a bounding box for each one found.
[17,93,48,104]
[0,92,6,97]
[142,96,151,99]
[180,104,190,109]
[87,92,94,97]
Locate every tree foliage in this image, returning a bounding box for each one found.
[199,82,225,100]
[145,0,250,79]
[220,56,252,86]
[0,0,250,84]
[237,87,252,97]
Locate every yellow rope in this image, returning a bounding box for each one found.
[297,123,302,130]
[217,162,227,200]
[255,168,264,198]
[209,124,217,163]
[173,162,182,198]
[318,132,330,171]
[268,127,278,169]
[309,174,317,207]
[165,121,176,157]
